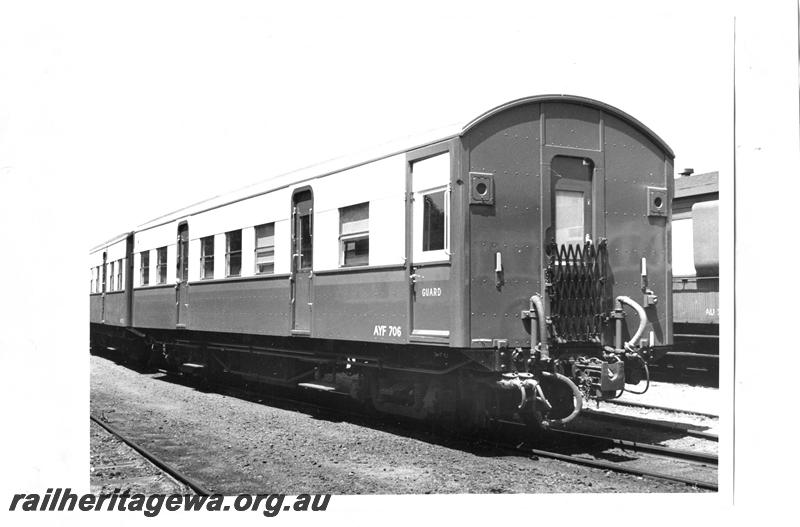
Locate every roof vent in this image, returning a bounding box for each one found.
[680,168,694,177]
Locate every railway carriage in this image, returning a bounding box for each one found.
[669,171,719,374]
[90,95,674,428]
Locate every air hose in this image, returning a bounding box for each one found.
[623,354,651,395]
[615,295,647,351]
[539,371,583,427]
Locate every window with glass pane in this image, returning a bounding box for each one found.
[339,203,369,266]
[299,214,313,269]
[109,261,115,291]
[255,223,275,274]
[178,228,189,282]
[117,259,123,290]
[555,190,585,246]
[226,230,242,277]
[156,246,167,284]
[423,190,446,252]
[140,251,149,286]
[200,236,214,279]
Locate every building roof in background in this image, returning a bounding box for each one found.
[675,171,719,199]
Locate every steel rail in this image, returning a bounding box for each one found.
[200,379,719,491]
[514,443,718,491]
[582,409,719,441]
[224,383,719,492]
[602,399,719,419]
[547,429,718,465]
[90,415,212,496]
[136,371,719,493]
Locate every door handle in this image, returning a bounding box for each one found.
[409,273,424,283]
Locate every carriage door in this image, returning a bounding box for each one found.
[548,155,607,344]
[551,156,594,247]
[101,251,107,323]
[409,151,451,342]
[176,222,189,328]
[291,189,314,335]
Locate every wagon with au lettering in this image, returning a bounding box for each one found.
[667,170,719,375]
[89,95,674,427]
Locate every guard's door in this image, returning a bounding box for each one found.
[291,189,313,335]
[409,152,451,342]
[176,222,189,328]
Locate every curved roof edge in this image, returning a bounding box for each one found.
[89,231,132,254]
[461,94,674,158]
[99,95,673,242]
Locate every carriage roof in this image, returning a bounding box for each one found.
[94,94,672,251]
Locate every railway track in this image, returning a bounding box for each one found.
[602,399,719,419]
[92,357,717,493]
[581,408,719,442]
[90,414,212,495]
[548,428,718,465]
[159,371,718,491]
[508,440,717,491]
[485,419,717,491]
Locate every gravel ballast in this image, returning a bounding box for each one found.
[90,355,702,494]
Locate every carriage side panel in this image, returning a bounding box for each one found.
[464,104,542,349]
[603,113,673,346]
[312,267,408,343]
[187,277,290,335]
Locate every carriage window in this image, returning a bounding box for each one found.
[156,246,167,284]
[177,225,189,282]
[95,266,100,292]
[109,261,115,291]
[255,223,275,274]
[140,251,150,286]
[299,214,313,270]
[226,230,242,277]
[411,151,450,263]
[552,156,592,248]
[340,203,369,267]
[117,259,123,290]
[423,190,446,252]
[555,190,585,246]
[200,236,214,279]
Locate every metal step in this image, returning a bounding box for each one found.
[296,382,349,396]
[179,363,205,374]
[296,382,337,392]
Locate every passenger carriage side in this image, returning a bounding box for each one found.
[119,145,459,346]
[90,95,674,427]
[89,233,134,351]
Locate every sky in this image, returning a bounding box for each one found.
[1,0,732,244]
